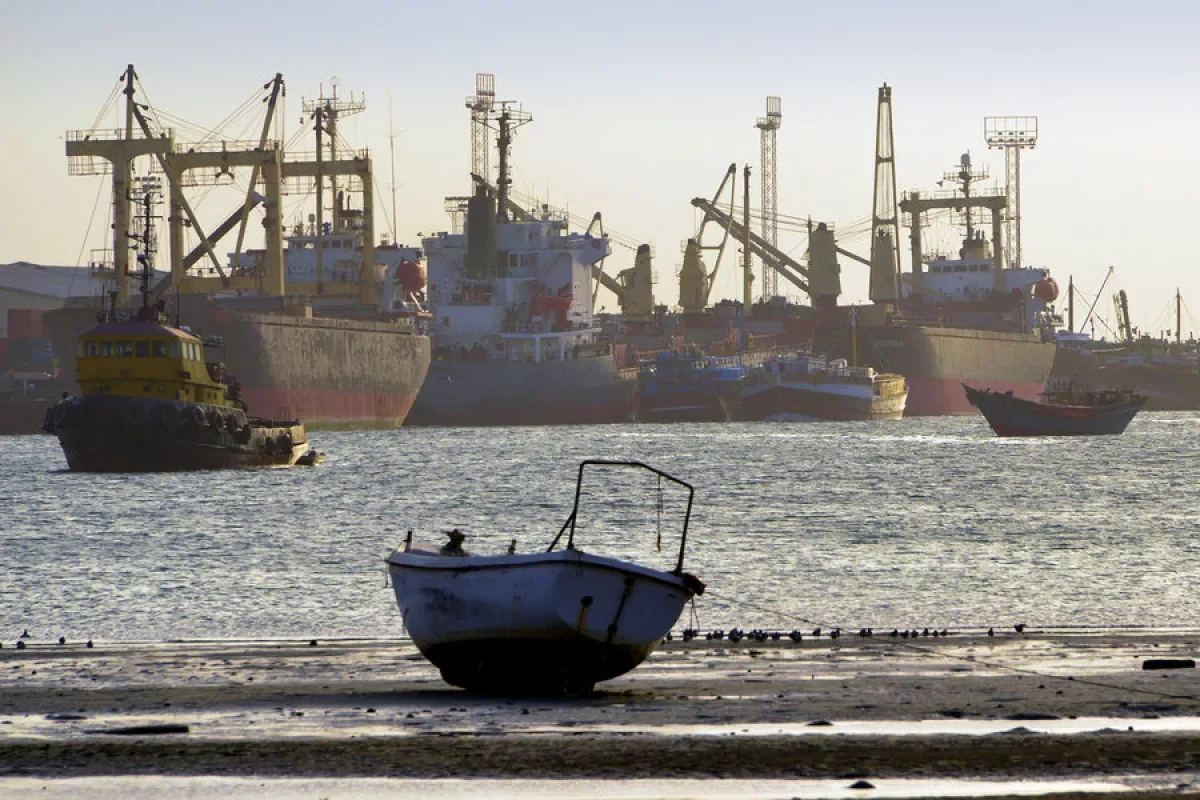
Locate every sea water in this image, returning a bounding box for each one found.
[3,414,1199,642]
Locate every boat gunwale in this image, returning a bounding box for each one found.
[385,548,693,592]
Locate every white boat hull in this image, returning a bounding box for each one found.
[386,549,696,693]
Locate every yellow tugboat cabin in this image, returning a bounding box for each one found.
[76,320,241,408]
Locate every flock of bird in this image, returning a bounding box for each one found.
[4,629,93,650]
[6,624,1029,650]
[668,624,1028,643]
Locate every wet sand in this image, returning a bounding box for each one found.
[1,630,1198,783]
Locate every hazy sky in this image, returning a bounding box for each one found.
[3,0,1198,336]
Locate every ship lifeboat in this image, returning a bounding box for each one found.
[1033,278,1059,303]
[394,260,426,295]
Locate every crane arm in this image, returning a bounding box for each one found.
[690,196,810,295]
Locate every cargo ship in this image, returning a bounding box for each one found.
[814,151,1060,416]
[405,87,633,426]
[45,66,429,429]
[1051,289,1200,411]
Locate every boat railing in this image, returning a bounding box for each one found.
[548,460,694,576]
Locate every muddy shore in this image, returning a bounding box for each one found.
[1,631,1198,780]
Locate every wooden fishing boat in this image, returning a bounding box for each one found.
[963,381,1146,437]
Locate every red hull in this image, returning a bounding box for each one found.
[905,376,1044,416]
[243,388,418,429]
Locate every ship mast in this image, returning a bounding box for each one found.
[493,101,531,224]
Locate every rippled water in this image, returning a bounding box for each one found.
[4,413,1199,642]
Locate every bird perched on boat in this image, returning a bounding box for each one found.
[1014,623,1026,633]
[507,539,517,555]
[58,636,65,645]
[20,629,30,639]
[440,529,467,557]
[987,627,995,637]
[16,641,25,650]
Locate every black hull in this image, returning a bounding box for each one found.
[44,394,306,472]
[636,387,742,423]
[963,384,1145,437]
[423,637,656,695]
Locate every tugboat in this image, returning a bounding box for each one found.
[43,185,308,471]
[963,381,1146,437]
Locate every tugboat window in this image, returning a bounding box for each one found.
[135,342,150,357]
[100,341,113,357]
[170,342,182,358]
[86,342,100,357]
[118,341,134,357]
[153,342,170,358]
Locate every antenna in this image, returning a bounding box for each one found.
[985,116,1038,269]
[755,96,782,300]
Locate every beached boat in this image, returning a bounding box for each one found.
[385,460,705,694]
[963,381,1145,437]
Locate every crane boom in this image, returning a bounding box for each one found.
[690,196,810,296]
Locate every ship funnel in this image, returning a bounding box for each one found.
[616,245,655,320]
[868,228,899,304]
[678,238,708,313]
[807,223,842,309]
[465,185,498,279]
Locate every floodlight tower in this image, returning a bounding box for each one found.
[467,73,496,189]
[755,96,782,299]
[984,116,1038,269]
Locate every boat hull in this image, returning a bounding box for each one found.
[963,385,1145,436]
[45,394,307,471]
[387,550,694,693]
[407,355,634,426]
[738,380,907,421]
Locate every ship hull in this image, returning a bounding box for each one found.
[1093,364,1200,411]
[407,355,634,426]
[636,386,741,423]
[821,324,1056,416]
[44,299,430,429]
[45,394,307,472]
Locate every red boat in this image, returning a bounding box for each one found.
[963,382,1146,437]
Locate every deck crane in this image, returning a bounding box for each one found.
[689,163,865,314]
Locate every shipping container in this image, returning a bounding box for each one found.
[7,309,47,339]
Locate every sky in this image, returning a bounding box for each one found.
[3,0,1199,337]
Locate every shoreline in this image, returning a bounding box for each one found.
[1,632,1198,780]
